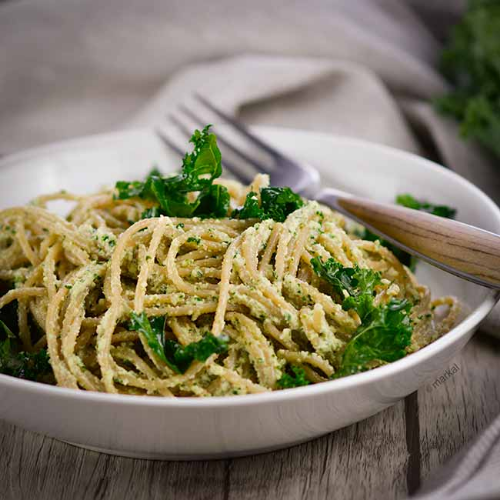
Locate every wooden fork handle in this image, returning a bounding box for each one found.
[317,189,500,290]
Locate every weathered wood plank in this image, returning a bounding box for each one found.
[225,400,409,500]
[404,392,421,495]
[419,333,500,483]
[0,400,409,500]
[0,422,227,500]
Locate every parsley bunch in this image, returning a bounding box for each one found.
[435,0,500,158]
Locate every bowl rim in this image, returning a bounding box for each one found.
[0,125,499,408]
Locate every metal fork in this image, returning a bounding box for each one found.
[158,94,500,290]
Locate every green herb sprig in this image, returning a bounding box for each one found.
[311,257,412,377]
[115,126,304,223]
[129,312,228,374]
[116,126,230,219]
[435,0,500,158]
[0,319,51,382]
[395,194,456,219]
[277,365,310,389]
[338,298,412,377]
[233,187,304,223]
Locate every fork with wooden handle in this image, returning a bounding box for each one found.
[160,94,500,290]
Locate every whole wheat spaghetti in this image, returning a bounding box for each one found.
[0,129,460,396]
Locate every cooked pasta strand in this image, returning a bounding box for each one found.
[0,177,459,397]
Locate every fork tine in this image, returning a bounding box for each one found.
[165,115,256,184]
[155,128,185,157]
[179,104,270,175]
[168,114,196,145]
[194,93,285,159]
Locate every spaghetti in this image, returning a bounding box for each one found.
[0,127,460,396]
[0,176,460,396]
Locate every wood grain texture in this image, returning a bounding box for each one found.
[0,425,227,500]
[419,333,500,482]
[0,335,497,500]
[332,195,500,289]
[225,400,408,500]
[0,401,409,500]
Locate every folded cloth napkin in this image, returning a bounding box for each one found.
[413,416,500,500]
[0,0,499,498]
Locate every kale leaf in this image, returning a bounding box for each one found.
[310,257,412,376]
[129,312,173,368]
[163,334,229,374]
[259,187,304,222]
[116,126,230,219]
[115,180,144,199]
[434,0,500,158]
[337,299,413,377]
[311,257,381,322]
[0,319,51,382]
[116,125,302,222]
[233,191,261,219]
[195,184,231,218]
[277,365,310,389]
[129,312,228,374]
[395,194,457,219]
[310,256,381,306]
[140,206,163,219]
[233,187,304,222]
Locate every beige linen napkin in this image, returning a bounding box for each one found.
[0,0,499,497]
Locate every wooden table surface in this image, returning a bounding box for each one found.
[0,332,499,500]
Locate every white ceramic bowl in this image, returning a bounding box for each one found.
[0,127,499,460]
